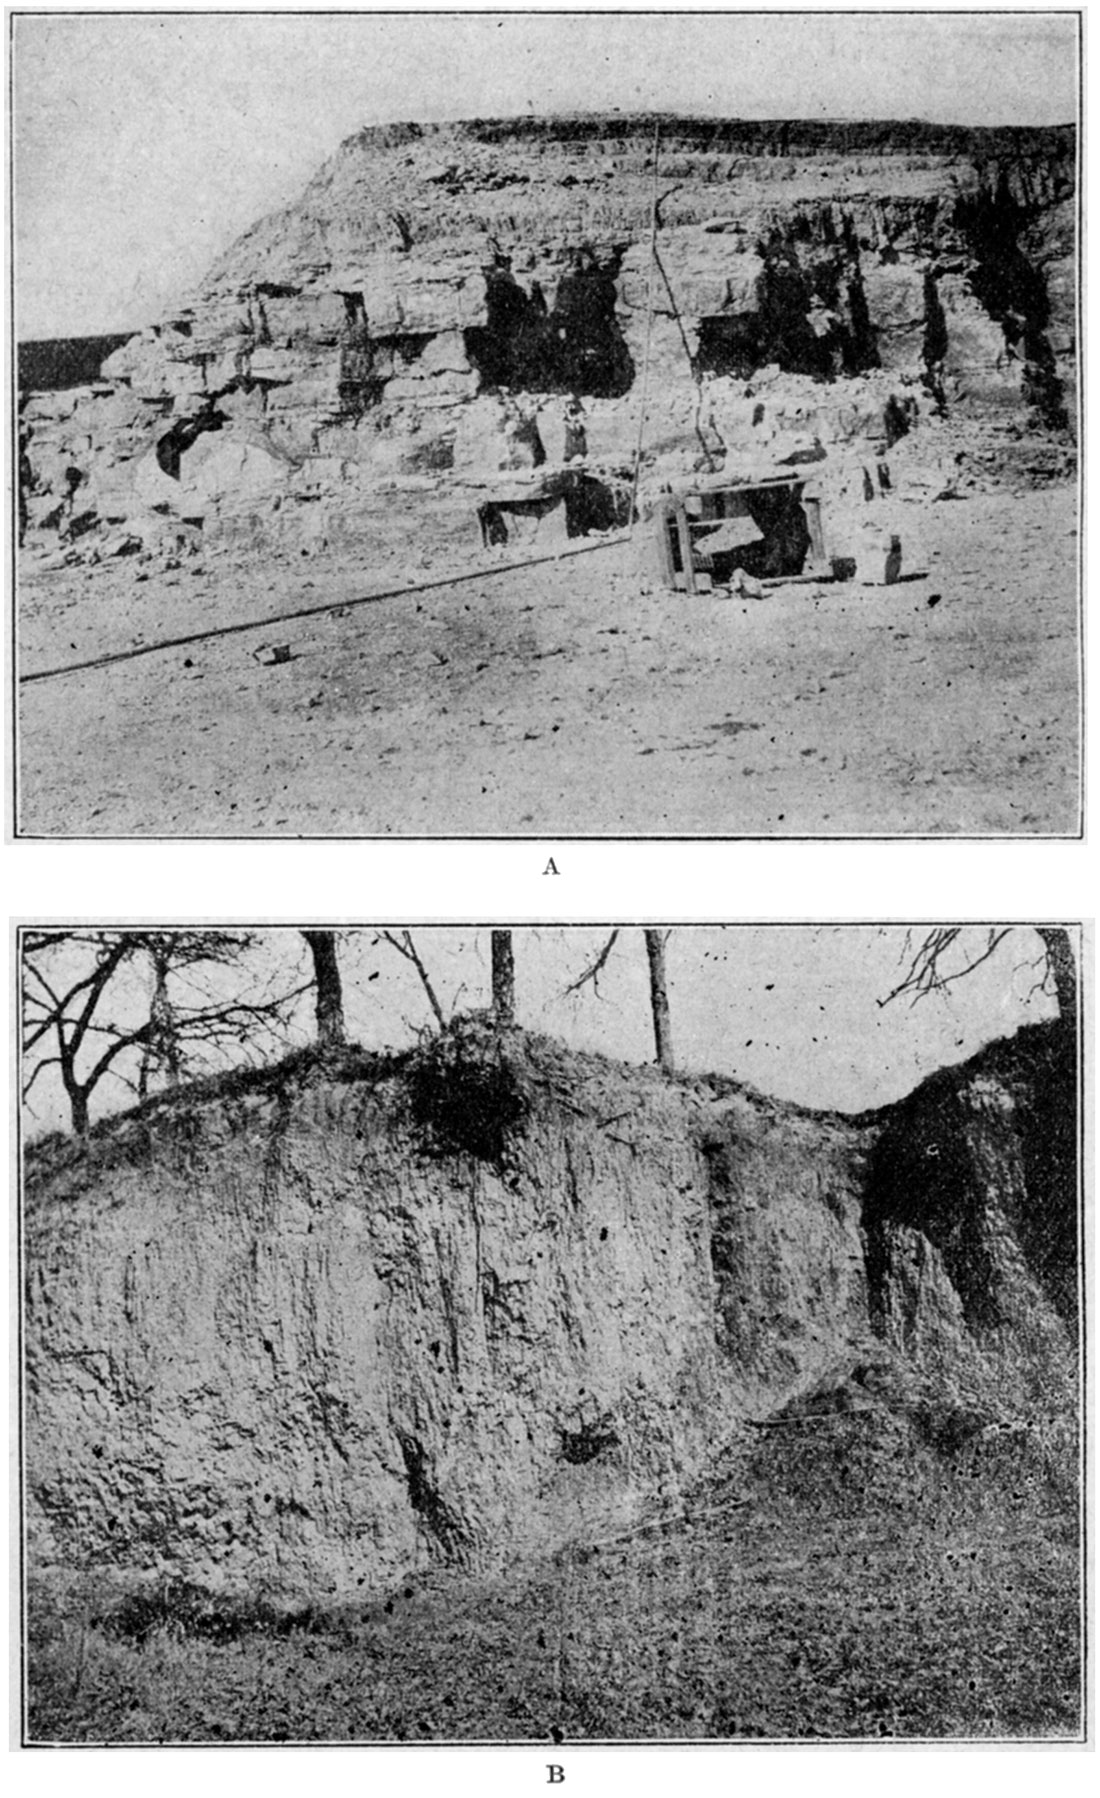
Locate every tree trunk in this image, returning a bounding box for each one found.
[491,930,515,1026]
[302,930,346,1047]
[151,948,181,1088]
[1037,927,1077,1033]
[644,929,674,1072]
[70,1086,89,1137]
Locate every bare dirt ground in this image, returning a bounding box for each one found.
[16,483,1079,837]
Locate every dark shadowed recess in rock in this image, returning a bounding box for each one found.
[336,290,380,416]
[154,404,228,479]
[699,233,881,383]
[952,176,1068,429]
[558,1415,621,1465]
[861,1019,1078,1333]
[465,248,634,399]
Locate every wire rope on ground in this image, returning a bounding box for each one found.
[19,533,630,688]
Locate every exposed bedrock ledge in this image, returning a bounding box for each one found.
[24,1018,1076,1603]
[18,116,1075,557]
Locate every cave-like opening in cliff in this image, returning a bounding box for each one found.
[465,250,634,399]
[756,251,838,376]
[464,267,538,389]
[698,244,880,381]
[922,271,949,402]
[696,315,763,381]
[550,249,634,397]
[336,291,379,416]
[844,270,881,372]
[154,406,227,480]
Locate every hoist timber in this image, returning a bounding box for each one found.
[655,473,828,595]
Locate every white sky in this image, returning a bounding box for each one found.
[12,10,1079,338]
[21,925,1060,1139]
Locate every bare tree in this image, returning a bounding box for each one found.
[301,930,346,1047]
[23,930,304,1136]
[563,927,675,1071]
[1035,927,1078,1029]
[491,930,515,1025]
[137,937,181,1100]
[644,929,674,1072]
[23,932,134,1135]
[880,925,1078,1034]
[376,931,447,1030]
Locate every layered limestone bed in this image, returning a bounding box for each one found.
[24,1018,1076,1603]
[19,115,1075,566]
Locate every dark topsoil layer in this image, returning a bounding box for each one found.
[341,114,1075,156]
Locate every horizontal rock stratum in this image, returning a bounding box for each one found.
[19,114,1076,560]
[24,1017,1077,1603]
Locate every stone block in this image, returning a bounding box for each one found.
[181,434,294,512]
[937,272,1025,408]
[248,347,300,384]
[861,261,927,370]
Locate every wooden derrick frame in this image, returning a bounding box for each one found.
[654,472,829,594]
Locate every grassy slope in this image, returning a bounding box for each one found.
[26,1409,1081,1744]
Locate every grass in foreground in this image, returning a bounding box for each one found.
[25,1413,1081,1744]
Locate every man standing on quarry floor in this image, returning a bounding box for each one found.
[563,395,588,462]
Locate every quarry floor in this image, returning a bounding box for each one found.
[16,481,1079,837]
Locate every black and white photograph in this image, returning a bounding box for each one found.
[11,10,1082,838]
[17,923,1085,1743]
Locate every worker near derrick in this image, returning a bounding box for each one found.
[563,394,588,462]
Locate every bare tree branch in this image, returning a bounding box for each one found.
[878,928,1013,1009]
[22,930,304,1135]
[563,930,621,999]
[377,931,447,1030]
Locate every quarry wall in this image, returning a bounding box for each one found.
[18,115,1075,563]
[24,1019,1076,1603]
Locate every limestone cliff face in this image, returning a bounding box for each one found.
[23,1019,1076,1603]
[19,115,1075,559]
